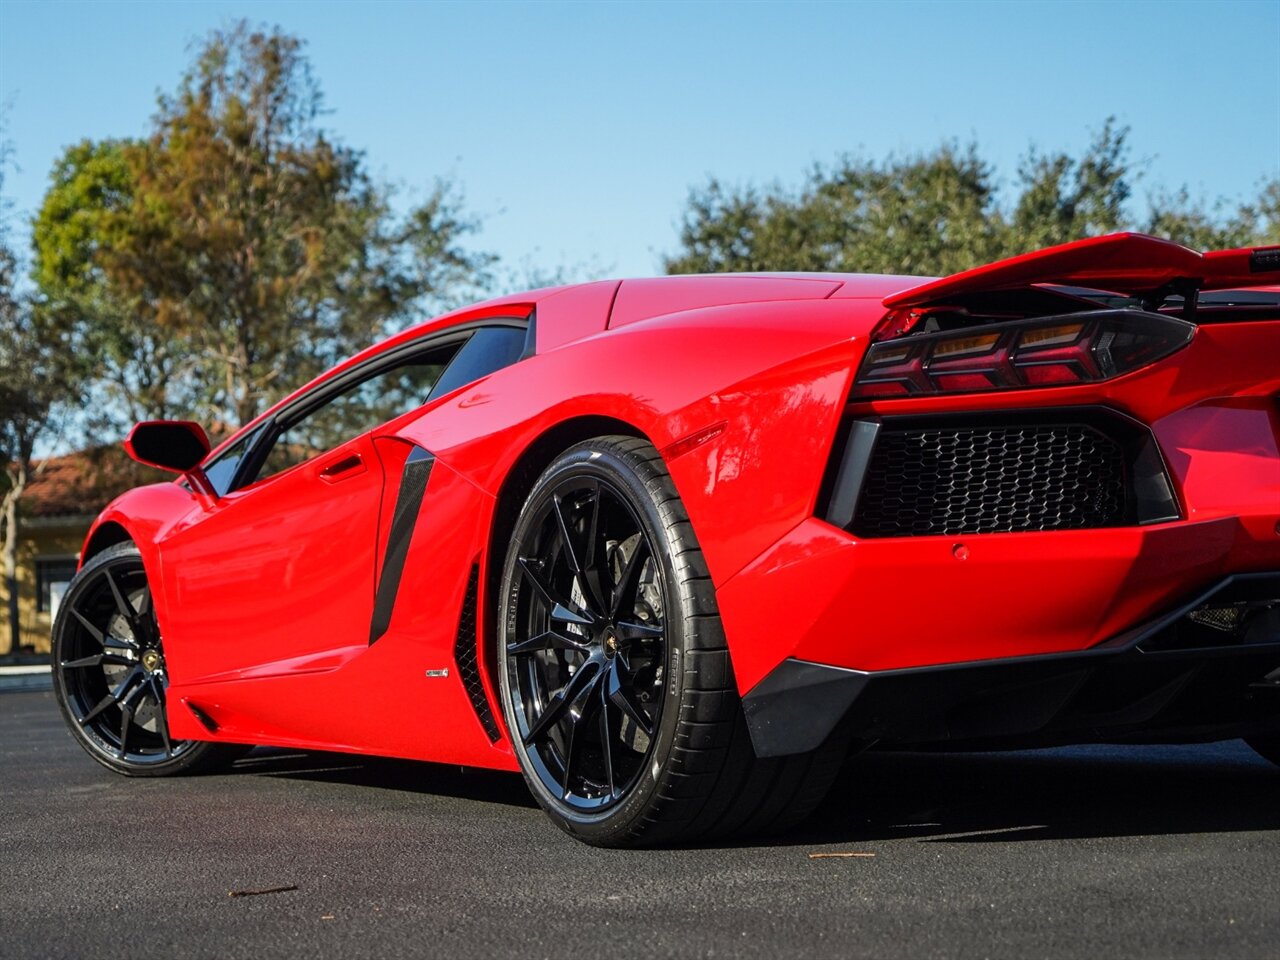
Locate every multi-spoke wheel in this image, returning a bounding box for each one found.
[504,470,667,812]
[51,542,242,776]
[497,436,848,847]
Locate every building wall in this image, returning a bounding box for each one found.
[1,518,89,656]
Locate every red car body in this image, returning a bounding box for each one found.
[80,233,1280,771]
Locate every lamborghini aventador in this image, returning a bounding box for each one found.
[51,232,1280,846]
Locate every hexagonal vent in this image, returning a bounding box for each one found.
[853,423,1128,537]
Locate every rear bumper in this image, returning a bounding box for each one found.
[712,324,1280,753]
[743,572,1280,757]
[716,391,1280,694]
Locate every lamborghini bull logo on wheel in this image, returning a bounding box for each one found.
[52,233,1280,846]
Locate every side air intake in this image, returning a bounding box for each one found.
[454,564,501,742]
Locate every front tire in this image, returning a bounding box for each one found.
[52,542,244,777]
[497,436,844,847]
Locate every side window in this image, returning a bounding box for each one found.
[220,321,529,493]
[36,556,79,617]
[427,326,529,401]
[256,346,459,483]
[202,426,265,497]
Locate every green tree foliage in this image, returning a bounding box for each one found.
[664,144,1005,277]
[32,140,184,427]
[1010,118,1131,251]
[665,120,1279,276]
[33,23,492,430]
[1146,180,1280,251]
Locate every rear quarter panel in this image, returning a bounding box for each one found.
[400,297,883,587]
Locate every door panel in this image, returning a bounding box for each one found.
[155,321,533,754]
[161,429,515,768]
[159,431,385,683]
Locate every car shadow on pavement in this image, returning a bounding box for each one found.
[779,741,1280,848]
[223,740,1280,846]
[228,748,539,809]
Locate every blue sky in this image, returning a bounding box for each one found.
[1,0,1278,281]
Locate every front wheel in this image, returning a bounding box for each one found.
[497,436,844,847]
[52,542,245,777]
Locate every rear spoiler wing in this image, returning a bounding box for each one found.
[884,233,1280,310]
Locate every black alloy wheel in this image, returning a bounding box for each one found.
[503,471,668,812]
[498,436,848,847]
[52,542,243,776]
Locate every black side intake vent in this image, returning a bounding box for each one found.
[821,407,1180,538]
[454,564,501,742]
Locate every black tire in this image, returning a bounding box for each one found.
[52,542,247,777]
[1245,737,1280,768]
[496,436,845,847]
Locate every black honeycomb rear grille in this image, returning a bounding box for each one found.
[455,564,501,742]
[852,422,1129,537]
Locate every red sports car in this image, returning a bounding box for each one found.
[52,233,1280,846]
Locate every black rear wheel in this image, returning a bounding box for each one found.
[503,469,668,813]
[497,436,846,846]
[52,542,245,776]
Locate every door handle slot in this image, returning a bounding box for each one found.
[319,454,365,482]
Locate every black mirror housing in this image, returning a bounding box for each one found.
[124,421,211,475]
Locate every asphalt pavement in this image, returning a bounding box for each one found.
[3,687,1280,959]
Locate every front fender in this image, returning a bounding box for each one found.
[80,481,202,642]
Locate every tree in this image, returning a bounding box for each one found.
[32,140,188,431]
[664,143,1006,277]
[1009,119,1133,252]
[1,128,74,655]
[665,120,1279,276]
[33,22,493,431]
[1146,179,1280,250]
[0,264,67,655]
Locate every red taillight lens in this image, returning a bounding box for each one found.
[851,309,1194,399]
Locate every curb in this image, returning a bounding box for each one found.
[0,665,53,693]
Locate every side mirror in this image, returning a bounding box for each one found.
[124,421,211,474]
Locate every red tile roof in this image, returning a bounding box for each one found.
[20,447,166,519]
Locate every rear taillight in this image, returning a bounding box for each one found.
[850,309,1194,400]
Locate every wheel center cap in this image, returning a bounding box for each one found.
[141,650,162,673]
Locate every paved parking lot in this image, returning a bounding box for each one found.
[3,687,1280,959]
